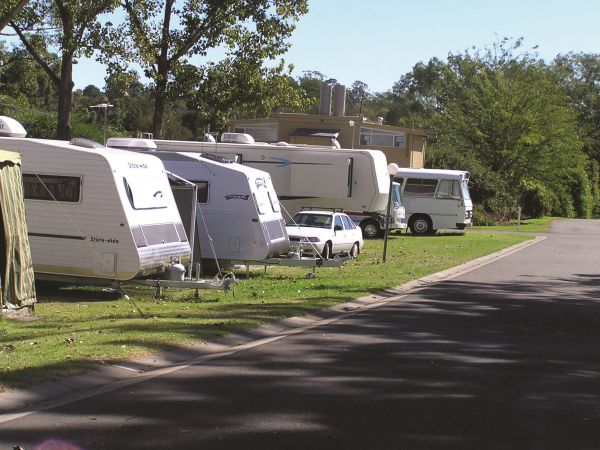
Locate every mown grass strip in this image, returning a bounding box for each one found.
[471,216,557,233]
[0,232,531,391]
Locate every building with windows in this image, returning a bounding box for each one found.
[227,112,427,168]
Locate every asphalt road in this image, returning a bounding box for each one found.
[2,219,600,450]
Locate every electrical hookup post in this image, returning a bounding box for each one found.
[517,206,522,232]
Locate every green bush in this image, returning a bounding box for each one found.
[519,180,557,218]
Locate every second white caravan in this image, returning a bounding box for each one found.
[106,137,290,268]
[0,117,191,283]
[393,168,473,235]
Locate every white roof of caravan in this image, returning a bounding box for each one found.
[0,136,168,169]
[395,168,469,179]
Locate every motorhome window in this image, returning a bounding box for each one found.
[123,176,168,210]
[267,191,280,212]
[392,184,402,206]
[461,180,471,201]
[341,215,356,230]
[347,158,354,197]
[404,178,438,197]
[394,135,406,148]
[436,179,461,200]
[194,181,209,203]
[23,174,81,202]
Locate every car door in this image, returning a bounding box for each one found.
[332,214,347,253]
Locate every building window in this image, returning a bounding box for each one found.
[360,128,406,148]
[23,174,81,202]
[232,123,279,142]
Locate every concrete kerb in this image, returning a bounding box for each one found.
[0,235,546,418]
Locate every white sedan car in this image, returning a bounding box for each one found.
[286,210,364,259]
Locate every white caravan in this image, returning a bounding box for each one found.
[0,117,191,283]
[393,168,473,235]
[153,133,400,238]
[106,138,289,268]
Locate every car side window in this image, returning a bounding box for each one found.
[334,215,344,230]
[341,215,354,230]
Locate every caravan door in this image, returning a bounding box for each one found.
[290,155,352,198]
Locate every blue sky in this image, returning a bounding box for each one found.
[71,0,600,93]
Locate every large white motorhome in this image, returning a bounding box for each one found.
[393,168,473,235]
[153,133,399,238]
[0,117,191,283]
[106,138,289,269]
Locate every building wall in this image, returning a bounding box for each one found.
[228,113,427,168]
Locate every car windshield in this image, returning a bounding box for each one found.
[288,213,332,229]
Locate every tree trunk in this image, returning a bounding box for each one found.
[151,64,169,139]
[56,53,74,140]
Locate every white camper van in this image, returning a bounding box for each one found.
[0,117,191,283]
[106,138,289,268]
[393,168,473,235]
[153,133,400,238]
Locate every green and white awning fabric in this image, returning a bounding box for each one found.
[0,150,36,310]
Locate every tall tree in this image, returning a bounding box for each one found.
[9,0,119,139]
[105,0,308,138]
[394,39,591,217]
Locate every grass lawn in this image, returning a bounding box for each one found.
[471,216,558,233]
[0,231,531,391]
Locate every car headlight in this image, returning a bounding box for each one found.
[301,237,320,243]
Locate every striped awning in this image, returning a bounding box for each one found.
[0,149,36,310]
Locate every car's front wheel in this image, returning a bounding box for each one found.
[350,242,360,259]
[321,242,332,259]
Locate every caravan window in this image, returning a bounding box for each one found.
[267,191,280,212]
[123,176,168,210]
[404,178,438,197]
[23,174,81,203]
[436,179,461,199]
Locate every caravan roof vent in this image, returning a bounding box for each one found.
[0,116,27,137]
[70,137,104,149]
[106,137,157,151]
[220,132,255,144]
[275,141,291,146]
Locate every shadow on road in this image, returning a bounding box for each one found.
[3,273,600,450]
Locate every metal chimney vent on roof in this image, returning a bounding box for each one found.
[333,85,346,117]
[319,84,333,115]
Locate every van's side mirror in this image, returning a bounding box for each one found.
[334,225,343,232]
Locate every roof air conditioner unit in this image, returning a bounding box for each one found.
[106,137,157,151]
[221,132,255,144]
[0,116,27,137]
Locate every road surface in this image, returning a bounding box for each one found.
[1,219,600,449]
